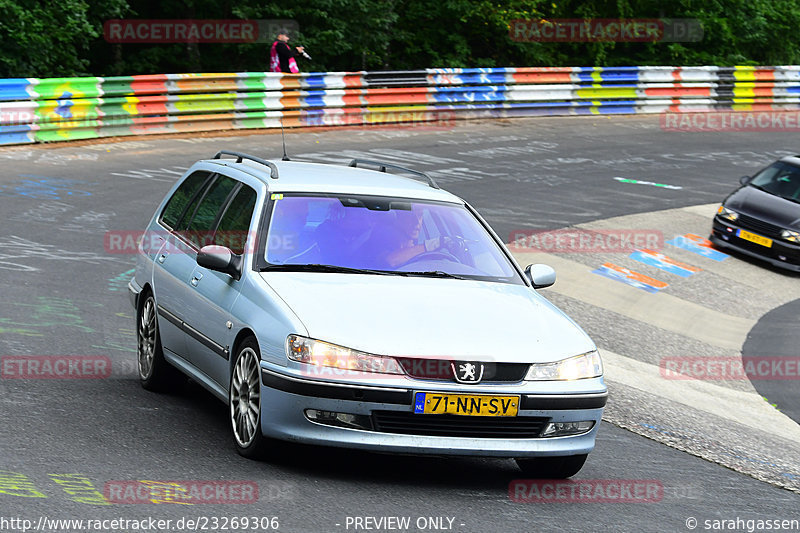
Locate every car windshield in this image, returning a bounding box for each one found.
[750,162,800,203]
[263,194,521,283]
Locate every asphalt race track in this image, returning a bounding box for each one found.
[1,115,799,532]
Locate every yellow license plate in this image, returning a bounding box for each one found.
[413,392,519,416]
[737,229,772,247]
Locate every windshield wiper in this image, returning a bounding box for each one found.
[262,264,395,276]
[401,270,468,280]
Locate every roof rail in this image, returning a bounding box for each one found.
[213,150,279,179]
[347,159,440,189]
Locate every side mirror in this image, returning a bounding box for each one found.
[197,245,241,279]
[525,264,556,289]
[739,175,751,186]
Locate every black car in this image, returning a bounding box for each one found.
[710,155,800,272]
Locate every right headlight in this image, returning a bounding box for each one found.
[286,335,404,375]
[717,205,739,222]
[780,229,800,243]
[525,350,603,381]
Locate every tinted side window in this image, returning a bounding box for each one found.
[215,186,257,254]
[182,176,238,248]
[160,171,211,229]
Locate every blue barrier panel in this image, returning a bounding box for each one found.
[0,79,32,102]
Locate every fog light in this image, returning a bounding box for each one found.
[540,421,595,437]
[305,409,373,430]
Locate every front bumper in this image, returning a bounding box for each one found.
[259,363,606,458]
[711,217,800,272]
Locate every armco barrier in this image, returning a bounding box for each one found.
[2,66,800,145]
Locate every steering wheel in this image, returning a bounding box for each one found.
[440,235,477,267]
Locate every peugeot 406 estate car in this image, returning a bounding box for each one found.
[710,155,800,272]
[129,150,607,478]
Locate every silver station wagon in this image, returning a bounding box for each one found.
[129,150,607,478]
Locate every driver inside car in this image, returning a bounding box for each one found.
[378,208,460,268]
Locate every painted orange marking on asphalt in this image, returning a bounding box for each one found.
[601,262,669,289]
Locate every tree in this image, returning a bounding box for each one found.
[0,0,127,77]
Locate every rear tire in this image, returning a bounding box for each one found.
[515,454,588,478]
[230,337,268,459]
[137,292,175,391]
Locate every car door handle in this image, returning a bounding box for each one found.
[190,272,203,286]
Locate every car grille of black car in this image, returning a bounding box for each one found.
[371,411,548,438]
[736,214,783,237]
[396,358,529,382]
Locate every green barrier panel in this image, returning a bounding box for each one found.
[32,78,103,100]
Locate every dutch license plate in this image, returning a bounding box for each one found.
[413,392,519,416]
[737,229,772,248]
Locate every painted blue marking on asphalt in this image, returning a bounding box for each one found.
[591,265,665,293]
[629,250,698,277]
[666,236,728,261]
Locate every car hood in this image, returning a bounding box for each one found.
[725,186,800,229]
[260,272,595,363]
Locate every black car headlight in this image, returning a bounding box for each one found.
[780,229,800,243]
[717,205,739,222]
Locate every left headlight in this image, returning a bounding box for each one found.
[780,229,800,243]
[286,335,404,375]
[717,205,739,222]
[525,350,603,381]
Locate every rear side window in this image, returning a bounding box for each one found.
[214,186,257,254]
[182,176,238,248]
[160,171,211,229]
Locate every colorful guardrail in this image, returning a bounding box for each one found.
[2,66,800,145]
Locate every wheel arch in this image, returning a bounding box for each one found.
[136,283,154,313]
[229,327,259,374]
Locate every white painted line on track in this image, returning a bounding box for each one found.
[601,348,800,443]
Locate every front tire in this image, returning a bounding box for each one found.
[230,337,268,459]
[515,454,588,478]
[137,292,174,391]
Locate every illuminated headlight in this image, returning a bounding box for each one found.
[286,335,404,375]
[525,350,603,381]
[717,205,739,221]
[780,229,800,243]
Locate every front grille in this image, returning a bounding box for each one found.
[397,358,528,382]
[372,411,548,438]
[736,214,783,237]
